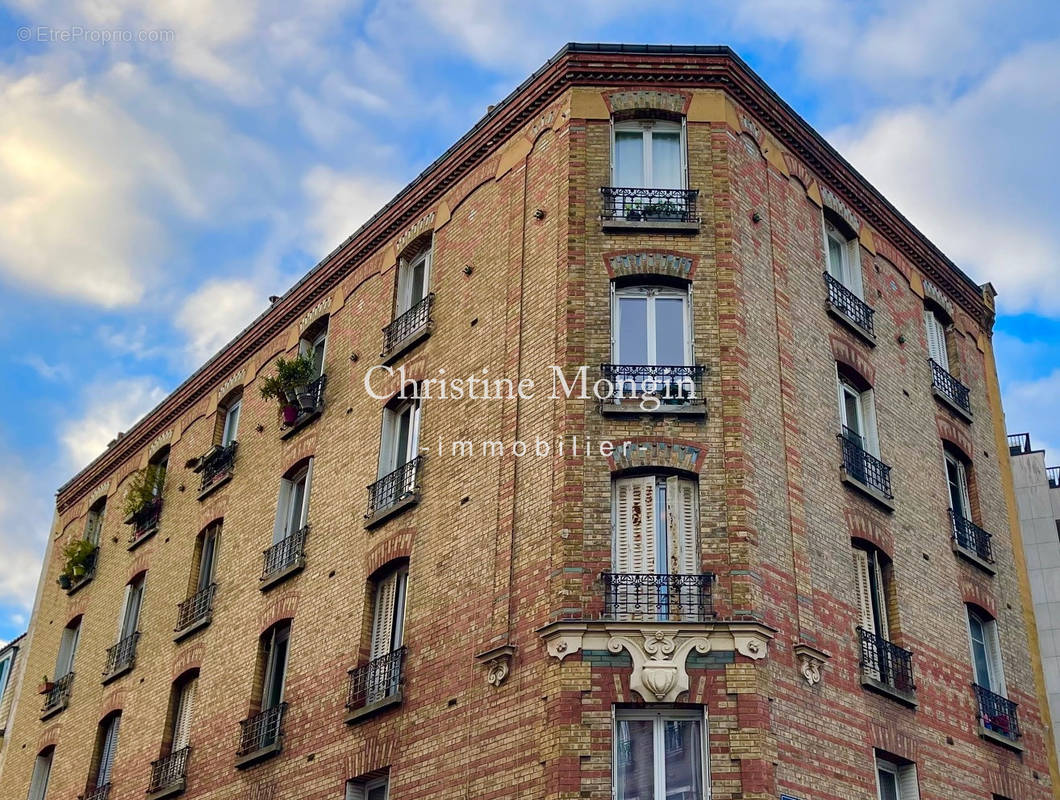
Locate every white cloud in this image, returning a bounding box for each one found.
[1002,370,1060,466]
[59,378,168,471]
[302,166,401,256]
[175,279,267,364]
[21,355,71,382]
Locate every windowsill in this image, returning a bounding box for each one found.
[174,614,212,643]
[280,408,322,440]
[39,700,68,721]
[826,302,876,346]
[600,401,706,418]
[101,660,134,686]
[952,541,996,576]
[381,325,432,366]
[197,472,232,501]
[840,470,895,511]
[344,691,403,724]
[146,779,186,800]
[977,723,1024,752]
[932,387,973,423]
[235,739,282,769]
[601,218,700,234]
[259,558,305,591]
[364,493,420,530]
[65,571,95,596]
[128,527,158,551]
[859,673,918,708]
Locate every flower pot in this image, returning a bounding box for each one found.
[626,210,642,221]
[296,390,316,411]
[58,574,72,590]
[282,405,299,425]
[38,681,54,695]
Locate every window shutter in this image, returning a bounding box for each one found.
[346,782,367,800]
[924,309,949,370]
[666,477,699,575]
[97,715,120,786]
[27,752,52,800]
[956,461,972,520]
[609,118,615,183]
[613,476,657,574]
[853,549,875,634]
[986,621,1007,695]
[897,764,920,800]
[299,458,314,529]
[273,479,292,544]
[609,282,617,361]
[871,554,890,640]
[370,574,398,660]
[172,678,196,751]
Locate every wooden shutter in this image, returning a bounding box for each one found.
[956,460,972,520]
[613,476,657,574]
[924,309,949,370]
[897,764,920,800]
[299,458,314,529]
[172,678,196,751]
[871,554,890,640]
[27,751,52,800]
[273,479,292,544]
[986,621,1007,695]
[345,782,366,800]
[853,550,875,634]
[370,573,398,660]
[56,625,77,677]
[666,477,699,574]
[97,715,120,786]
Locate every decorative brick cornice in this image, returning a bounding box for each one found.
[604,89,691,115]
[607,438,705,474]
[603,250,697,280]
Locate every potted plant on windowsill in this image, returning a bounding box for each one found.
[38,676,54,695]
[57,537,98,589]
[122,464,165,530]
[259,353,316,424]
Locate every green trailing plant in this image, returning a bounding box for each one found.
[57,537,97,585]
[122,463,166,520]
[258,354,315,407]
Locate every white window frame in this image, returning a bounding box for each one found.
[823,217,863,297]
[55,619,80,678]
[117,576,145,641]
[95,713,121,788]
[221,397,241,446]
[396,244,432,317]
[379,399,421,477]
[171,675,197,752]
[853,546,890,640]
[299,324,329,380]
[261,622,291,711]
[27,749,53,800]
[346,776,389,800]
[197,523,220,591]
[610,119,687,189]
[944,450,972,521]
[370,566,409,661]
[612,284,693,367]
[837,371,880,457]
[84,499,105,547]
[924,306,950,371]
[273,459,314,544]
[875,755,920,800]
[612,707,709,800]
[0,648,14,702]
[966,606,1006,695]
[611,475,699,576]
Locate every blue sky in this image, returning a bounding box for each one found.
[0,1,1058,645]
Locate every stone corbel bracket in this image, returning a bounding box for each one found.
[792,642,830,686]
[538,620,776,703]
[476,644,517,687]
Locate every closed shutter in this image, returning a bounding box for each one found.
[97,715,120,786]
[299,458,314,529]
[613,476,657,574]
[986,621,1007,695]
[871,554,890,640]
[370,574,398,661]
[924,309,949,370]
[346,782,366,800]
[666,477,699,575]
[27,751,52,800]
[56,624,78,677]
[172,678,196,751]
[897,764,920,800]
[273,479,292,544]
[853,550,875,634]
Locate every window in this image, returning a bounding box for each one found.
[944,449,972,522]
[614,709,706,800]
[824,216,862,297]
[0,648,13,702]
[370,566,408,664]
[924,306,951,371]
[220,394,241,447]
[90,713,121,791]
[299,319,328,380]
[396,242,431,317]
[875,755,919,800]
[966,606,1006,695]
[613,285,692,368]
[853,546,891,641]
[148,446,169,498]
[170,674,197,753]
[26,747,53,800]
[346,776,389,800]
[84,497,106,547]
[56,617,81,678]
[195,522,220,592]
[612,119,685,189]
[273,460,313,545]
[837,371,879,456]
[118,575,145,642]
[261,621,291,714]
[379,399,420,477]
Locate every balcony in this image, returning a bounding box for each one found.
[61,545,98,595]
[600,187,700,233]
[83,784,111,800]
[1008,432,1032,456]
[365,456,423,528]
[823,272,876,343]
[174,583,216,641]
[602,572,715,622]
[1049,467,1060,489]
[260,526,308,590]
[950,511,995,574]
[598,364,707,416]
[40,672,74,720]
[838,428,894,509]
[102,632,140,684]
[345,646,407,723]
[281,374,326,439]
[930,359,972,421]
[147,747,190,800]
[382,293,434,364]
[857,627,916,706]
[975,684,1022,750]
[127,498,163,549]
[236,703,286,768]
[196,442,238,499]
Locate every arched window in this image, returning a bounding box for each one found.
[55,615,81,679]
[105,574,144,681]
[299,316,329,381]
[148,446,170,498]
[852,542,914,697]
[379,395,420,478]
[823,211,862,298]
[27,746,54,800]
[149,671,196,794]
[836,364,878,456]
[218,388,243,448]
[84,496,106,547]
[612,282,692,371]
[237,621,291,759]
[88,711,121,794]
[264,461,312,586]
[924,300,953,373]
[177,521,220,636]
[966,605,1005,695]
[395,238,432,319]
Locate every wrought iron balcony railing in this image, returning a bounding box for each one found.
[382,293,434,357]
[103,632,140,679]
[1049,467,1060,489]
[41,672,74,715]
[975,683,1021,740]
[175,583,216,633]
[128,498,163,545]
[824,272,875,336]
[237,703,287,756]
[950,511,994,563]
[602,572,715,622]
[283,374,326,429]
[347,646,407,711]
[366,456,423,520]
[261,526,308,582]
[148,746,190,794]
[839,428,893,499]
[858,627,915,696]
[600,186,699,224]
[198,441,238,493]
[1008,432,1032,455]
[930,359,971,415]
[599,364,706,408]
[83,783,111,800]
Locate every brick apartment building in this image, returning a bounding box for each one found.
[0,44,1055,800]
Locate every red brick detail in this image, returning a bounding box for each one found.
[97,687,127,721]
[937,414,974,460]
[65,599,88,625]
[870,722,919,761]
[603,89,691,115]
[874,237,913,283]
[198,499,228,531]
[602,249,698,279]
[343,737,395,781]
[258,594,299,634]
[366,529,416,575]
[374,358,428,405]
[282,432,317,474]
[36,724,61,753]
[170,645,204,682]
[960,575,997,619]
[830,333,875,385]
[248,783,277,800]
[127,553,149,584]
[448,156,501,213]
[844,508,894,557]
[782,153,813,189]
[606,438,706,474]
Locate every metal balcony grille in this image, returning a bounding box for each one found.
[1048,467,1060,489]
[599,364,706,407]
[930,359,971,415]
[103,632,140,678]
[41,672,74,714]
[83,784,110,800]
[283,374,326,429]
[237,703,286,755]
[347,646,407,710]
[858,628,915,695]
[148,746,190,793]
[128,498,163,544]
[199,441,238,493]
[261,526,308,581]
[839,428,893,499]
[382,293,434,356]
[824,272,875,335]
[600,187,699,223]
[950,511,994,563]
[175,583,216,632]
[602,573,715,622]
[1008,432,1031,455]
[366,456,423,519]
[975,684,1021,740]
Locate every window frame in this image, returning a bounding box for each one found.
[924,305,950,371]
[610,118,688,190]
[221,397,242,446]
[298,319,329,380]
[261,622,291,712]
[117,574,145,641]
[84,498,106,547]
[853,545,890,640]
[92,712,121,789]
[611,284,693,367]
[875,755,919,800]
[369,565,409,661]
[944,449,972,521]
[273,459,314,544]
[55,618,81,678]
[396,243,432,317]
[378,398,421,477]
[27,747,54,800]
[346,776,389,800]
[0,648,13,702]
[611,473,699,577]
[823,216,863,297]
[170,673,197,752]
[612,707,709,800]
[837,370,880,457]
[966,606,1006,695]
